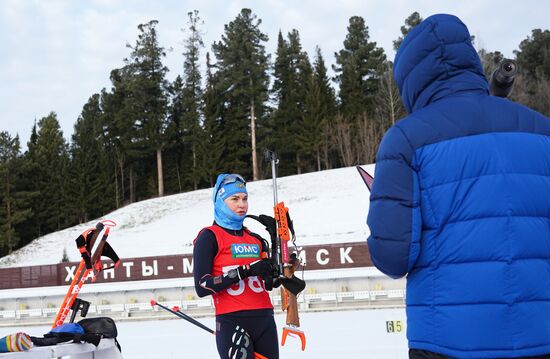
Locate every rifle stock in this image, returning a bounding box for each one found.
[282,265,300,326]
[281,273,306,351]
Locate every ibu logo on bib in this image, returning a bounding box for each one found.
[231,243,260,258]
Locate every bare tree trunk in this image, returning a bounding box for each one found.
[356,112,384,164]
[129,165,135,203]
[117,153,125,204]
[250,96,258,180]
[322,119,331,169]
[176,161,182,193]
[334,114,355,167]
[296,152,302,174]
[316,148,321,171]
[114,160,119,209]
[192,145,197,190]
[6,173,12,253]
[156,148,164,197]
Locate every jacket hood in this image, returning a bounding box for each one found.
[393,14,488,113]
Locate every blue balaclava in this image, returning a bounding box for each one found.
[213,173,248,230]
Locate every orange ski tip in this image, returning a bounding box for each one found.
[150,300,157,307]
[254,352,269,359]
[281,327,306,351]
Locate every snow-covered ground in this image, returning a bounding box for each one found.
[0,308,408,359]
[0,165,375,267]
[0,165,400,358]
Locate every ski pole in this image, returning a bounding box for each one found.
[150,300,269,359]
[150,300,215,335]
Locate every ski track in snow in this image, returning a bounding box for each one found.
[0,165,375,267]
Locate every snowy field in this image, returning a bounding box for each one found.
[0,308,408,359]
[0,165,375,268]
[0,165,396,358]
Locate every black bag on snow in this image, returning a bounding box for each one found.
[78,317,118,338]
[30,322,101,347]
[78,317,121,351]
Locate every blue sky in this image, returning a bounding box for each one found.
[1,0,548,148]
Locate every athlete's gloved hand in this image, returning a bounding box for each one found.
[234,259,274,281]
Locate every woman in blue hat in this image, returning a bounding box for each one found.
[193,173,278,359]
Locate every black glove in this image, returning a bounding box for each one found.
[232,259,274,281]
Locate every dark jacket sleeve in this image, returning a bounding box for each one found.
[193,229,238,297]
[367,125,421,279]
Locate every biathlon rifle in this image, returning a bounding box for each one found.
[247,150,306,351]
[52,220,120,328]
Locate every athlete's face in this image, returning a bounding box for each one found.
[224,193,248,216]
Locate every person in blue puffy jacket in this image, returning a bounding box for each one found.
[367,14,550,359]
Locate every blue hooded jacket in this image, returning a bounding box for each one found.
[367,14,550,358]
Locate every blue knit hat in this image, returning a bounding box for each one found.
[212,174,248,230]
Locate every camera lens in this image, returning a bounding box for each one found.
[502,62,516,74]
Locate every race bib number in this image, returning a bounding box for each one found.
[223,265,266,296]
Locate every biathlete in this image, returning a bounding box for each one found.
[193,173,278,359]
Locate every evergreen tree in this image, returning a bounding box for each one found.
[514,28,550,116]
[15,122,41,243]
[393,12,423,51]
[125,20,170,198]
[199,52,227,186]
[301,47,338,171]
[69,94,114,223]
[101,68,137,206]
[271,29,312,175]
[165,75,186,193]
[515,29,550,80]
[333,16,387,119]
[179,10,205,190]
[0,132,32,255]
[33,112,70,235]
[211,8,270,180]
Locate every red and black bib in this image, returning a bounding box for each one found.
[203,224,273,315]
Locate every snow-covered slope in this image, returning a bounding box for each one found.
[0,165,374,268]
